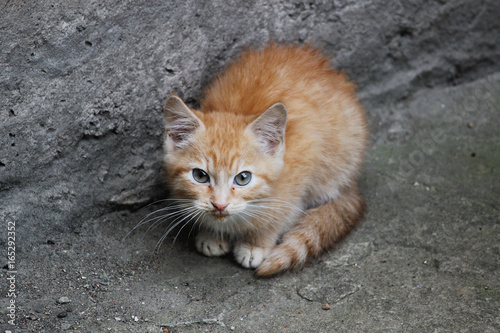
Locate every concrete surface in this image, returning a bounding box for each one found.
[1,0,500,332]
[2,73,499,332]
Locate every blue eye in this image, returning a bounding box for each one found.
[234,171,252,186]
[192,168,209,183]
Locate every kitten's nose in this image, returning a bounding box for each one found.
[211,202,229,212]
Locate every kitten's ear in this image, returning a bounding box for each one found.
[246,103,287,156]
[164,95,204,151]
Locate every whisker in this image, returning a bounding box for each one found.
[239,210,281,234]
[154,207,200,253]
[124,201,194,239]
[235,213,254,232]
[173,210,204,244]
[247,198,308,215]
[187,213,204,241]
[144,205,195,235]
[242,208,282,225]
[138,198,195,212]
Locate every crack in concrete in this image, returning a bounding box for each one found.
[160,317,226,328]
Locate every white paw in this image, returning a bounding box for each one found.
[195,231,230,257]
[234,243,271,269]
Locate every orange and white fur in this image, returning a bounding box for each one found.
[163,44,367,277]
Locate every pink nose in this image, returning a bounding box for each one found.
[212,202,229,212]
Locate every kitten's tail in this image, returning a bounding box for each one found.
[256,185,366,277]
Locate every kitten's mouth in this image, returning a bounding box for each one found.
[212,211,230,220]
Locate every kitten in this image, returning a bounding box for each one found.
[162,43,367,277]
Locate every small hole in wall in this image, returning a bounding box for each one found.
[0,161,5,167]
[471,152,476,157]
[85,41,92,46]
[165,68,175,76]
[398,27,413,37]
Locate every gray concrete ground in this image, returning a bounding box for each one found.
[2,72,498,332]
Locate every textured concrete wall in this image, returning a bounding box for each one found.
[1,0,499,250]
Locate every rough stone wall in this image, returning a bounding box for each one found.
[1,0,499,250]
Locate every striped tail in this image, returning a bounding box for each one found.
[256,185,366,277]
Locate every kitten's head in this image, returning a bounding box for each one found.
[163,95,287,233]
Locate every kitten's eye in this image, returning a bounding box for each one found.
[234,171,252,186]
[192,168,209,183]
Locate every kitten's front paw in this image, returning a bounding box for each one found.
[195,231,230,257]
[234,243,271,269]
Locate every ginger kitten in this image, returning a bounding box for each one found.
[162,44,367,277]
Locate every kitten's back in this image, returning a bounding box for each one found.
[202,44,351,115]
[201,44,367,209]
